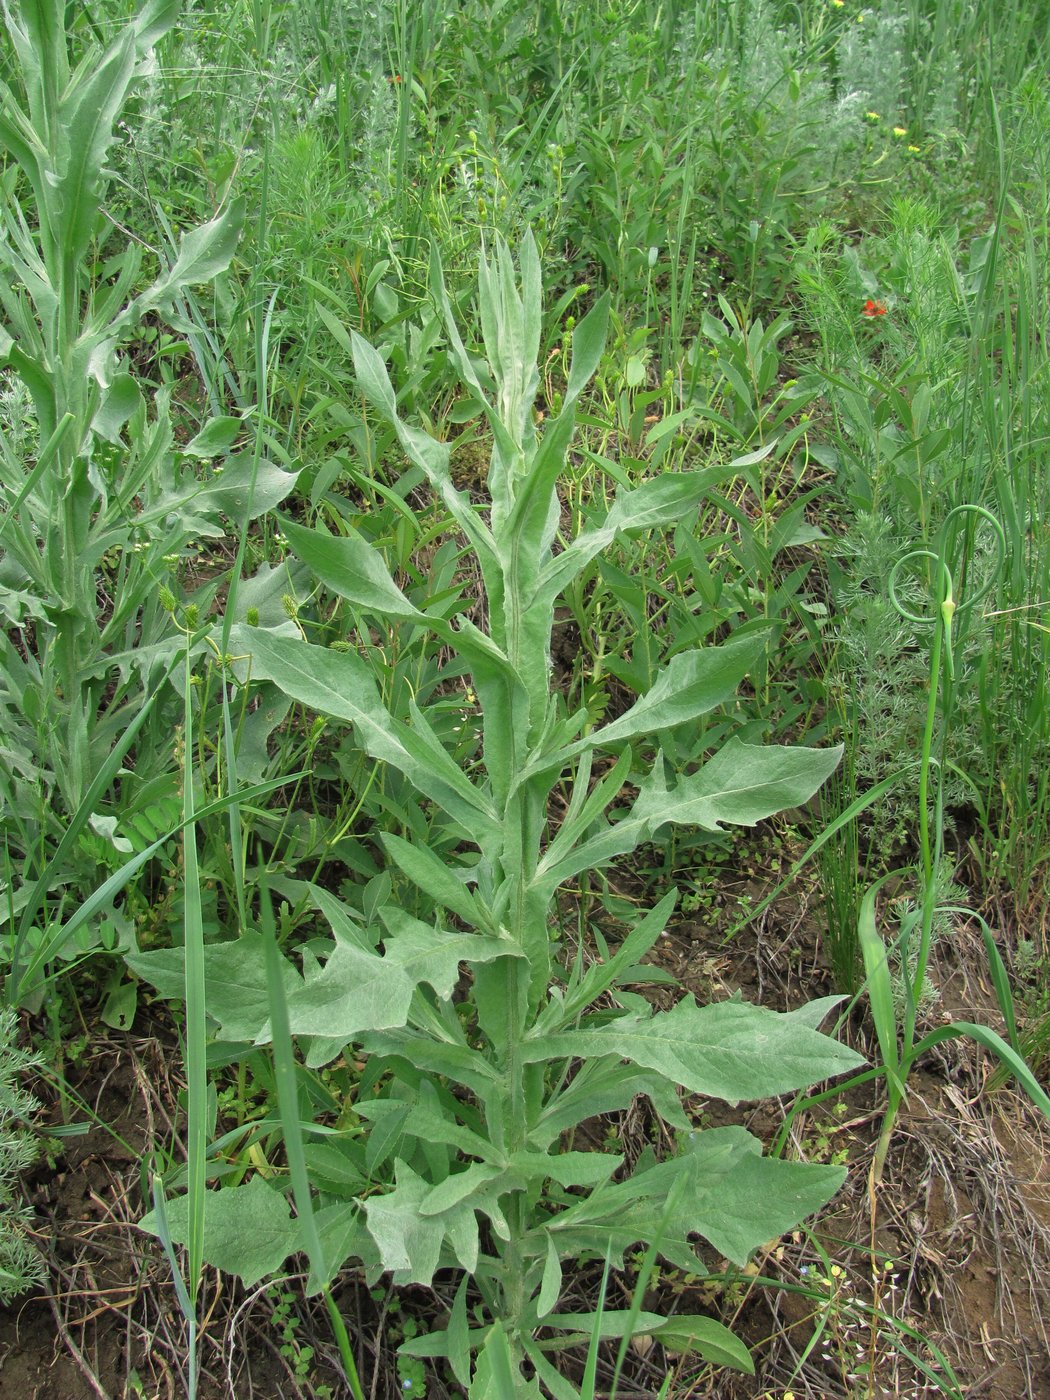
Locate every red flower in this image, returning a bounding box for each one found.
[862,299,888,318]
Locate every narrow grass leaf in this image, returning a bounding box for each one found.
[913,1023,1050,1119]
[180,649,207,1308]
[857,881,903,1094]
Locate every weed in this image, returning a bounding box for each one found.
[136,233,860,1395]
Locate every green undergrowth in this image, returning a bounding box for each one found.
[1,1,1049,1397]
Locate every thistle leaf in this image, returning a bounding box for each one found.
[523,996,864,1103]
[139,1176,298,1288]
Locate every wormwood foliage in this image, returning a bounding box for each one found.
[137,236,863,1394]
[0,1007,45,1303]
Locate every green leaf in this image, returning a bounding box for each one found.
[226,626,500,839]
[540,738,842,887]
[182,416,242,458]
[280,515,423,621]
[127,931,302,1044]
[92,373,141,443]
[648,1315,754,1370]
[382,834,488,929]
[551,1125,847,1268]
[308,884,375,950]
[301,1142,367,1196]
[536,890,679,1033]
[537,465,733,601]
[784,995,847,1030]
[419,1163,504,1216]
[364,1160,479,1283]
[537,1233,562,1319]
[507,1150,622,1188]
[565,293,610,401]
[139,1176,298,1287]
[283,938,415,1047]
[523,996,864,1102]
[127,0,183,51]
[448,1275,472,1387]
[57,34,144,266]
[358,1101,411,1177]
[533,1059,692,1147]
[129,922,415,1055]
[543,1309,667,1340]
[584,628,772,750]
[305,1202,373,1292]
[351,329,496,566]
[858,882,901,1085]
[140,198,246,308]
[380,906,521,998]
[99,968,137,1031]
[470,1322,523,1400]
[402,1102,501,1166]
[634,738,842,833]
[357,1031,497,1097]
[196,454,298,525]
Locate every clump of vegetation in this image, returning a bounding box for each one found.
[0,1009,45,1305]
[1,0,1049,1396]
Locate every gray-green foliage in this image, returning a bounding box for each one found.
[137,235,862,1393]
[0,1007,45,1304]
[0,0,242,810]
[0,0,296,995]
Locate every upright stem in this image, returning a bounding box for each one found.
[874,613,945,1182]
[905,616,943,1054]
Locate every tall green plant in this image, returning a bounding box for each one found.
[858,506,1050,1178]
[136,234,863,1393]
[0,0,239,800]
[0,0,296,993]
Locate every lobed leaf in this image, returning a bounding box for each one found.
[364,1160,480,1283]
[380,905,522,998]
[550,1125,847,1268]
[127,931,301,1044]
[523,996,864,1103]
[226,626,500,840]
[540,738,842,887]
[282,938,415,1047]
[139,1176,298,1288]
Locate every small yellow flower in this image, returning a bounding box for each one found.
[830,1264,843,1278]
[865,110,881,122]
[893,126,907,138]
[908,144,921,153]
[830,0,844,7]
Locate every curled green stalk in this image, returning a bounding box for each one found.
[866,504,1039,1182]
